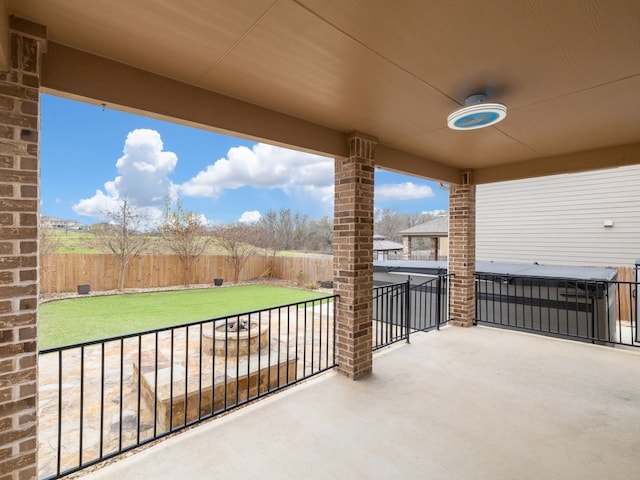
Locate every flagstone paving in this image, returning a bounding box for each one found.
[38,304,335,479]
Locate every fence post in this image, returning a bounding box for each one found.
[405,279,411,343]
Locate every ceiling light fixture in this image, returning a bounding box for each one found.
[447,94,507,130]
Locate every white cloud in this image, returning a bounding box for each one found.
[73,190,121,218]
[73,129,177,219]
[422,209,447,216]
[375,182,434,201]
[179,143,333,199]
[300,185,334,205]
[238,210,262,224]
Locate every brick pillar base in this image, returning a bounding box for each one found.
[333,133,376,380]
[448,184,476,327]
[0,22,44,480]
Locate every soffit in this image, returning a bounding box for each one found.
[7,0,640,182]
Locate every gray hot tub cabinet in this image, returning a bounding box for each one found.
[373,260,618,342]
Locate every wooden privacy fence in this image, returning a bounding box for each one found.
[40,254,334,294]
[269,255,333,286]
[39,255,636,325]
[615,266,637,323]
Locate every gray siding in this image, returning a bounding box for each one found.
[476,165,640,267]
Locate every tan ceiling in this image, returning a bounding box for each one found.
[6,0,640,184]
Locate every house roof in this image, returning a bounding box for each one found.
[6,1,640,184]
[400,216,449,237]
[373,237,403,252]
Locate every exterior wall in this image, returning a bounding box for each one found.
[440,237,449,259]
[477,165,640,267]
[448,184,475,327]
[0,27,43,480]
[333,134,375,379]
[402,236,449,260]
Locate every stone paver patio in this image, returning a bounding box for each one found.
[38,305,335,479]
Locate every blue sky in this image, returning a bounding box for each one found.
[40,94,448,226]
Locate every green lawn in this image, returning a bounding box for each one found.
[48,231,102,254]
[39,285,330,350]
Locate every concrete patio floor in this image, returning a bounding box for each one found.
[79,326,640,480]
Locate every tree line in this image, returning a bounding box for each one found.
[80,199,335,289]
[41,199,441,290]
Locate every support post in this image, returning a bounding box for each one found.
[402,235,412,260]
[0,20,45,480]
[448,182,476,327]
[436,273,442,330]
[333,132,376,379]
[405,278,411,343]
[429,237,439,260]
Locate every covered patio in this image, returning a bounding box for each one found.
[1,1,640,479]
[80,326,640,480]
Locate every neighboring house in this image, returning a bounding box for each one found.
[41,216,87,231]
[373,234,403,261]
[476,164,640,269]
[400,215,449,261]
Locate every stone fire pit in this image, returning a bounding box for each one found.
[203,317,270,357]
[133,313,297,431]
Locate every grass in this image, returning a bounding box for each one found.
[45,230,325,256]
[48,231,102,254]
[39,285,330,350]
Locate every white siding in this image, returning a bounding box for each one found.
[476,165,640,267]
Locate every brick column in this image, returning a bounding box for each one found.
[333,132,376,380]
[402,235,411,260]
[0,25,45,480]
[448,183,476,327]
[429,237,439,261]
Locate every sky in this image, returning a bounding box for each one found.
[40,94,448,227]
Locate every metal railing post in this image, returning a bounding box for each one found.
[436,274,442,330]
[405,279,411,343]
[636,261,640,343]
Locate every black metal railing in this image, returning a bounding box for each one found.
[475,273,639,348]
[372,274,450,349]
[373,282,409,348]
[38,296,337,480]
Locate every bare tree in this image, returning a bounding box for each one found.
[256,208,310,256]
[373,208,408,242]
[304,216,333,252]
[161,198,212,285]
[292,211,309,250]
[212,223,257,283]
[374,209,440,242]
[93,198,148,290]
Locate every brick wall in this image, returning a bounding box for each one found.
[429,237,439,261]
[0,26,44,480]
[333,133,375,379]
[448,183,476,327]
[402,235,411,260]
